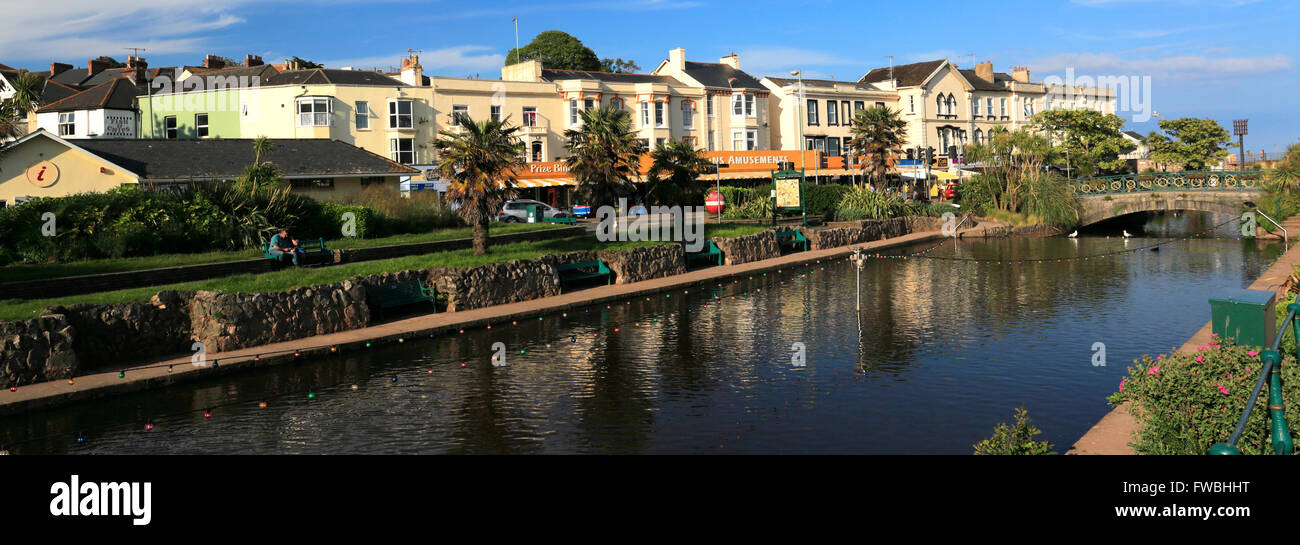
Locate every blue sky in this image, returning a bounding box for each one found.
[2,0,1296,151]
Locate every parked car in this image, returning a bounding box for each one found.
[497,199,570,222]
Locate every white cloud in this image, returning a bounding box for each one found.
[321,46,506,74]
[731,46,860,77]
[0,0,255,61]
[1032,52,1291,79]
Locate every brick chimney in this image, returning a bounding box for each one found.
[501,59,543,82]
[1012,65,1031,83]
[975,61,994,83]
[88,58,110,75]
[244,54,264,67]
[126,56,149,84]
[50,62,72,76]
[720,52,739,70]
[203,54,225,69]
[400,54,423,86]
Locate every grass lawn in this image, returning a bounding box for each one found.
[0,222,566,283]
[0,236,669,322]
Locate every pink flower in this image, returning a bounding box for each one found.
[1196,356,1205,363]
[1248,350,1259,357]
[1119,378,1127,392]
[1157,355,1164,360]
[1212,333,1219,337]
[1198,345,1207,351]
[1148,366,1161,375]
[1218,385,1230,395]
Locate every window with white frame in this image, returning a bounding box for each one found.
[390,138,415,164]
[807,99,818,125]
[195,113,209,138]
[355,101,370,129]
[654,101,665,127]
[985,98,993,117]
[744,93,755,117]
[490,104,502,122]
[569,99,579,126]
[57,112,75,136]
[682,101,694,129]
[999,98,1007,117]
[387,99,412,128]
[974,128,983,144]
[706,95,714,117]
[972,98,980,117]
[164,115,177,139]
[522,106,537,127]
[909,96,915,113]
[842,102,850,124]
[299,98,331,127]
[731,128,757,150]
[451,104,468,121]
[732,93,743,116]
[827,100,838,126]
[640,101,650,127]
[854,101,865,112]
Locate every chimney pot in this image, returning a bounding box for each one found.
[50,62,72,76]
[245,54,263,67]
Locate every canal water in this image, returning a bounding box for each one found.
[0,212,1284,454]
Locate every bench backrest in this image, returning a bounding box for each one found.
[369,279,431,298]
[557,260,607,272]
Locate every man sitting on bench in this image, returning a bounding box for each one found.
[269,228,307,266]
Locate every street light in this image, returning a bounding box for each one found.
[791,70,806,180]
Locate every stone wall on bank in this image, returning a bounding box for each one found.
[712,231,780,266]
[45,290,192,369]
[598,244,685,284]
[0,314,77,386]
[433,258,566,312]
[188,281,370,353]
[798,216,948,250]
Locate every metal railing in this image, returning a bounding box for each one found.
[1209,302,1298,455]
[1069,170,1266,196]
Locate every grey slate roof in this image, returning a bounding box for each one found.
[37,78,142,112]
[681,61,764,90]
[765,76,882,91]
[541,69,684,85]
[858,60,945,87]
[266,68,404,86]
[72,138,419,181]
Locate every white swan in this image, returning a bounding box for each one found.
[1122,230,1133,238]
[1067,230,1078,238]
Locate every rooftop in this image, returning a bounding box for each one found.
[70,137,419,181]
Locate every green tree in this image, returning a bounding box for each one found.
[973,406,1056,455]
[1147,117,1231,171]
[431,112,525,255]
[286,56,323,69]
[564,107,641,209]
[847,106,908,188]
[644,139,711,206]
[599,58,641,73]
[505,30,602,71]
[1030,109,1133,177]
[252,135,274,165]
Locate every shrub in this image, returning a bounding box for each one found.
[973,406,1056,455]
[1107,341,1300,455]
[721,196,772,220]
[834,188,908,221]
[804,183,852,216]
[1018,172,1081,228]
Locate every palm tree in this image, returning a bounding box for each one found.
[564,107,641,209]
[0,71,41,143]
[432,112,525,256]
[252,135,274,164]
[848,106,907,189]
[644,139,712,206]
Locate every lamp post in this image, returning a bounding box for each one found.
[792,69,806,181]
[1234,119,1248,169]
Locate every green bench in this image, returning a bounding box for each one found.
[556,259,612,291]
[366,279,437,316]
[262,237,329,264]
[775,230,809,253]
[543,217,578,225]
[684,240,722,268]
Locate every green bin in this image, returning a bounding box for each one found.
[526,204,540,223]
[1209,288,1276,347]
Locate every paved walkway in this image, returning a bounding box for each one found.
[1068,231,1300,454]
[0,226,983,416]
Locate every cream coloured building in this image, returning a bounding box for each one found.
[651,48,771,152]
[761,76,898,160]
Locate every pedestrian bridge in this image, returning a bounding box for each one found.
[1069,171,1264,226]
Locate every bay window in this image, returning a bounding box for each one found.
[387,99,412,129]
[389,138,415,165]
[655,101,665,127]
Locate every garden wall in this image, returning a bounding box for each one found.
[598,245,685,284]
[712,231,780,265]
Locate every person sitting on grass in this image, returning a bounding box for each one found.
[269,228,307,266]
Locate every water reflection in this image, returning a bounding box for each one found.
[0,212,1284,454]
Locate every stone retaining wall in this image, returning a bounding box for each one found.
[188,282,370,353]
[712,231,780,265]
[46,291,192,369]
[1,314,77,386]
[598,244,685,284]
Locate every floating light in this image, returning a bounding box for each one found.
[118,371,125,379]
[366,342,372,348]
[67,379,75,385]
[307,392,316,399]
[167,365,174,373]
[294,351,301,358]
[144,423,154,431]
[391,376,399,383]
[203,409,212,419]
[8,386,14,392]
[351,384,358,390]
[258,401,267,409]
[520,349,526,354]
[460,362,468,368]
[330,346,337,353]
